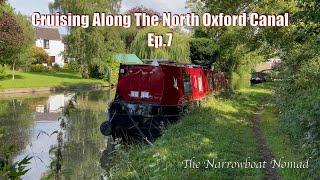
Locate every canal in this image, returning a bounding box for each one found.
[0,89,114,179]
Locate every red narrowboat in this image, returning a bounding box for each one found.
[100,62,228,141]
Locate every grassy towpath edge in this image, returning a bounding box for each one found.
[260,104,310,179]
[0,71,107,90]
[108,84,277,179]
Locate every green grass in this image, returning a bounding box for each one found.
[261,104,309,179]
[0,70,107,89]
[109,84,274,179]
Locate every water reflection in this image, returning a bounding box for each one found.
[0,89,113,179]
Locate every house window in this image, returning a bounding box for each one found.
[44,39,49,49]
[183,74,192,95]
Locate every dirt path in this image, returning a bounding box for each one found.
[252,104,280,180]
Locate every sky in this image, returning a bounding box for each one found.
[8,0,188,15]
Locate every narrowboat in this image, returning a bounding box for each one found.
[100,62,228,141]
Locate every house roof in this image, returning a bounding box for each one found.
[255,62,272,72]
[35,27,61,41]
[114,54,143,64]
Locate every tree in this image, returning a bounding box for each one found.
[49,0,122,79]
[130,26,191,63]
[0,2,34,79]
[187,1,269,92]
[189,38,219,67]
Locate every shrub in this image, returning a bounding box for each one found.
[52,63,61,71]
[33,46,50,64]
[30,64,49,72]
[277,48,320,177]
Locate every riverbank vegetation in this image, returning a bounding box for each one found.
[186,0,320,177]
[108,84,304,179]
[260,104,308,179]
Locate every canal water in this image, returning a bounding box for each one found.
[0,89,114,179]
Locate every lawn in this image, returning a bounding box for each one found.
[0,70,107,90]
[108,84,277,179]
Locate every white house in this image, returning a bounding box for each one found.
[35,27,65,67]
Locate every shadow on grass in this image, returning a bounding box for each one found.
[0,74,25,80]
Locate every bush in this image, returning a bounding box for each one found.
[52,63,61,71]
[30,64,49,72]
[277,47,320,177]
[33,46,50,64]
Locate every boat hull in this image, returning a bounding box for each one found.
[100,101,181,141]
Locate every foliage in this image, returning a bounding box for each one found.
[249,0,320,177]
[33,46,49,65]
[260,104,308,179]
[126,6,162,18]
[0,64,5,79]
[29,64,49,73]
[189,38,219,67]
[0,4,24,60]
[119,6,162,52]
[0,2,34,79]
[49,0,122,79]
[0,155,32,179]
[131,26,191,63]
[187,1,320,177]
[187,1,266,91]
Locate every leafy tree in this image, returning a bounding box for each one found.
[119,6,163,51]
[130,26,191,63]
[189,38,219,67]
[49,0,123,79]
[0,2,34,79]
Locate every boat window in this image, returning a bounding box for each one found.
[183,74,192,95]
[198,75,203,92]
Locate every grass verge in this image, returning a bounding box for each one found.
[109,83,274,179]
[0,71,106,90]
[260,104,309,179]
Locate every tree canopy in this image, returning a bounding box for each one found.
[130,26,191,63]
[0,2,34,79]
[49,0,123,79]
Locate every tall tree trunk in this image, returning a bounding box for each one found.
[12,61,15,80]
